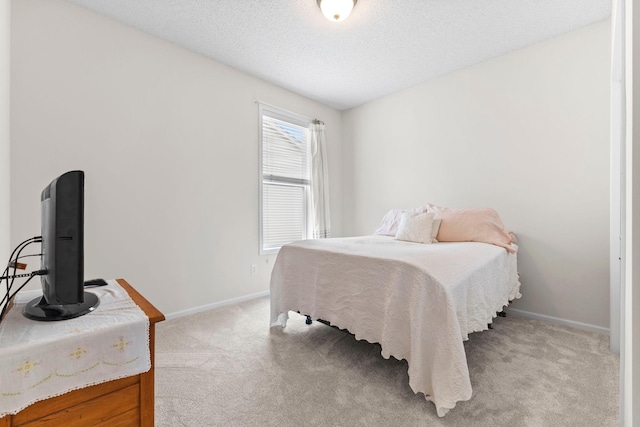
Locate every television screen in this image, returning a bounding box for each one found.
[22,170,100,321]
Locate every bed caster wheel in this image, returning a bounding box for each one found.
[305,316,312,325]
[488,323,493,329]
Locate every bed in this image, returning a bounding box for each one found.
[270,233,521,417]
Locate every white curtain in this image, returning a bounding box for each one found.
[309,122,331,239]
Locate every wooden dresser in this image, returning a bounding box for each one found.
[0,279,164,427]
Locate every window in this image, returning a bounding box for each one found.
[259,104,312,254]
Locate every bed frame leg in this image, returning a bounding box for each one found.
[487,310,508,329]
[305,315,312,325]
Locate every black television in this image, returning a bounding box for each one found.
[22,170,100,321]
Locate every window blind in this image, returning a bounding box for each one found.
[262,183,306,250]
[259,105,311,253]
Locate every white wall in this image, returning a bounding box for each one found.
[10,0,342,315]
[342,20,611,329]
[10,0,613,331]
[0,0,9,308]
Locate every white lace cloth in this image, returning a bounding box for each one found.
[0,280,150,417]
[270,236,521,417]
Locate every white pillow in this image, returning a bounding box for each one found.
[395,211,435,244]
[374,207,427,236]
[431,218,442,243]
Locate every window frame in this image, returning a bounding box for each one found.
[258,103,313,255]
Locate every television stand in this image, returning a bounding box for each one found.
[0,279,164,427]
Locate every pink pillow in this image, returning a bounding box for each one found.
[425,204,515,252]
[374,206,428,236]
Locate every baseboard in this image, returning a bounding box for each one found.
[165,290,271,321]
[506,308,609,335]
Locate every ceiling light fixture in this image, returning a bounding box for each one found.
[317,0,357,23]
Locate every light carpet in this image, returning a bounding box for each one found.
[155,297,618,426]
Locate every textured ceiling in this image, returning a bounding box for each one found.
[68,0,611,111]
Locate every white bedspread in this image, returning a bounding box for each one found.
[270,236,521,417]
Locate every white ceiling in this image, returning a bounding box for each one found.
[68,0,611,111]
